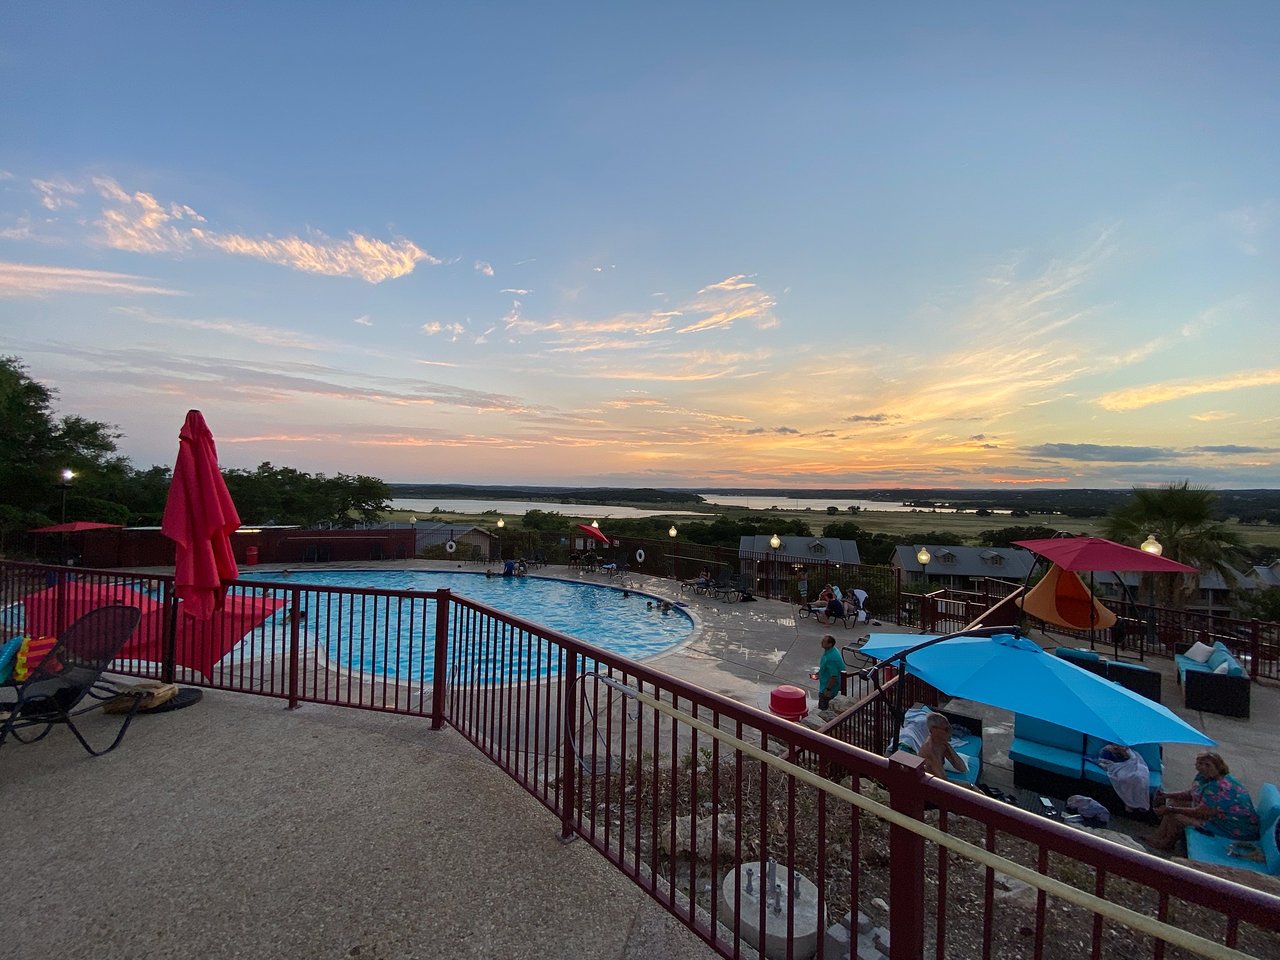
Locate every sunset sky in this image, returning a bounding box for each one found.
[2,3,1277,489]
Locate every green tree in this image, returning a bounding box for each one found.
[0,356,123,535]
[977,525,1061,548]
[1101,482,1246,607]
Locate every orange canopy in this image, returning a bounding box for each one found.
[1018,562,1116,631]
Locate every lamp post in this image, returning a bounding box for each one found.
[496,517,505,562]
[668,525,678,580]
[1140,533,1162,652]
[59,468,75,564]
[917,546,932,631]
[59,468,75,525]
[769,533,781,600]
[408,516,417,559]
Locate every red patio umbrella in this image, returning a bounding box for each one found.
[162,410,241,620]
[29,521,124,534]
[575,523,611,546]
[21,581,284,678]
[1012,536,1196,574]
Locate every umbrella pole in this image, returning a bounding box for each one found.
[162,582,179,684]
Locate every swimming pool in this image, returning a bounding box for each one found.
[237,569,692,682]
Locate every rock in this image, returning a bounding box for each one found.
[992,872,1038,910]
[659,813,738,858]
[870,896,889,913]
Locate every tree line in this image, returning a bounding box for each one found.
[0,357,390,548]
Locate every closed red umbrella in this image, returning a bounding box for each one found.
[575,523,611,546]
[162,410,241,620]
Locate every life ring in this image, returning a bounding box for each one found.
[634,548,646,563]
[445,540,457,554]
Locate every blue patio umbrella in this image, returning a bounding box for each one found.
[859,631,1214,748]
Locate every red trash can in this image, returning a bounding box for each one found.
[768,684,808,722]
[245,545,259,566]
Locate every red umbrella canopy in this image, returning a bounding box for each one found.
[162,410,242,620]
[575,523,611,546]
[1013,536,1196,574]
[29,521,123,533]
[21,581,284,679]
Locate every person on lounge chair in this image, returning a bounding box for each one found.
[919,713,967,781]
[818,593,845,625]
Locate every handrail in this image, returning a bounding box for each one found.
[605,674,1261,960]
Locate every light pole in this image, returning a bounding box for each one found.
[917,546,932,630]
[59,468,75,525]
[769,533,781,600]
[668,525,678,580]
[408,516,416,559]
[1140,533,1162,653]
[59,468,75,564]
[496,516,505,562]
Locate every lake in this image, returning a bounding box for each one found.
[389,498,706,519]
[391,494,1010,517]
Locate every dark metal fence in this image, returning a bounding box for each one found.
[3,559,1278,959]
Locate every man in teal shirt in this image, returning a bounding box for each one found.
[817,634,843,709]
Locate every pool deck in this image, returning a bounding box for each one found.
[4,560,1277,958]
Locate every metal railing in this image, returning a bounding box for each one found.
[3,559,1278,959]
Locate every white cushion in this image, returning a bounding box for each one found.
[1213,661,1231,674]
[1184,641,1215,663]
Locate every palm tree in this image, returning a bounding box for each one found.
[1101,481,1245,609]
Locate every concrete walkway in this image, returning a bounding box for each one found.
[1,691,715,960]
[4,561,1276,958]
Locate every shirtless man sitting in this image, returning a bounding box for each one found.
[918,713,967,780]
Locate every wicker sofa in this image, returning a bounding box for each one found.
[1174,641,1250,718]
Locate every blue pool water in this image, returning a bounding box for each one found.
[237,569,692,681]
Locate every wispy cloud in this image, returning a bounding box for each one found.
[0,261,182,297]
[421,320,465,340]
[202,229,432,282]
[353,315,372,326]
[475,260,494,276]
[677,274,778,334]
[1095,368,1280,412]
[87,177,436,283]
[33,178,84,211]
[500,288,530,295]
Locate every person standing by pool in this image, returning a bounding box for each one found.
[816,635,843,710]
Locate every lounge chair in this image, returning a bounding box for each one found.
[0,604,145,757]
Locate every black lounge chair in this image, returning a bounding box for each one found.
[1,604,145,757]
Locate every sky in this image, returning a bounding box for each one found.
[2,2,1278,490]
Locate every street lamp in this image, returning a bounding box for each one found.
[496,517,505,562]
[769,534,781,600]
[59,468,75,524]
[917,546,932,631]
[668,525,678,580]
[1140,534,1162,652]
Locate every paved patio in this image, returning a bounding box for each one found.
[3,562,1276,957]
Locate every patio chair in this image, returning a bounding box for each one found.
[0,604,145,757]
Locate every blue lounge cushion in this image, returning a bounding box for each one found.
[0,634,23,684]
[1185,783,1279,875]
[1010,738,1083,779]
[1014,714,1084,753]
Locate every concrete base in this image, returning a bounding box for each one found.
[718,862,819,960]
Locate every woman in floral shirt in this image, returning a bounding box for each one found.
[1146,752,1260,852]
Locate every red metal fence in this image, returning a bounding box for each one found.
[3,559,1278,959]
